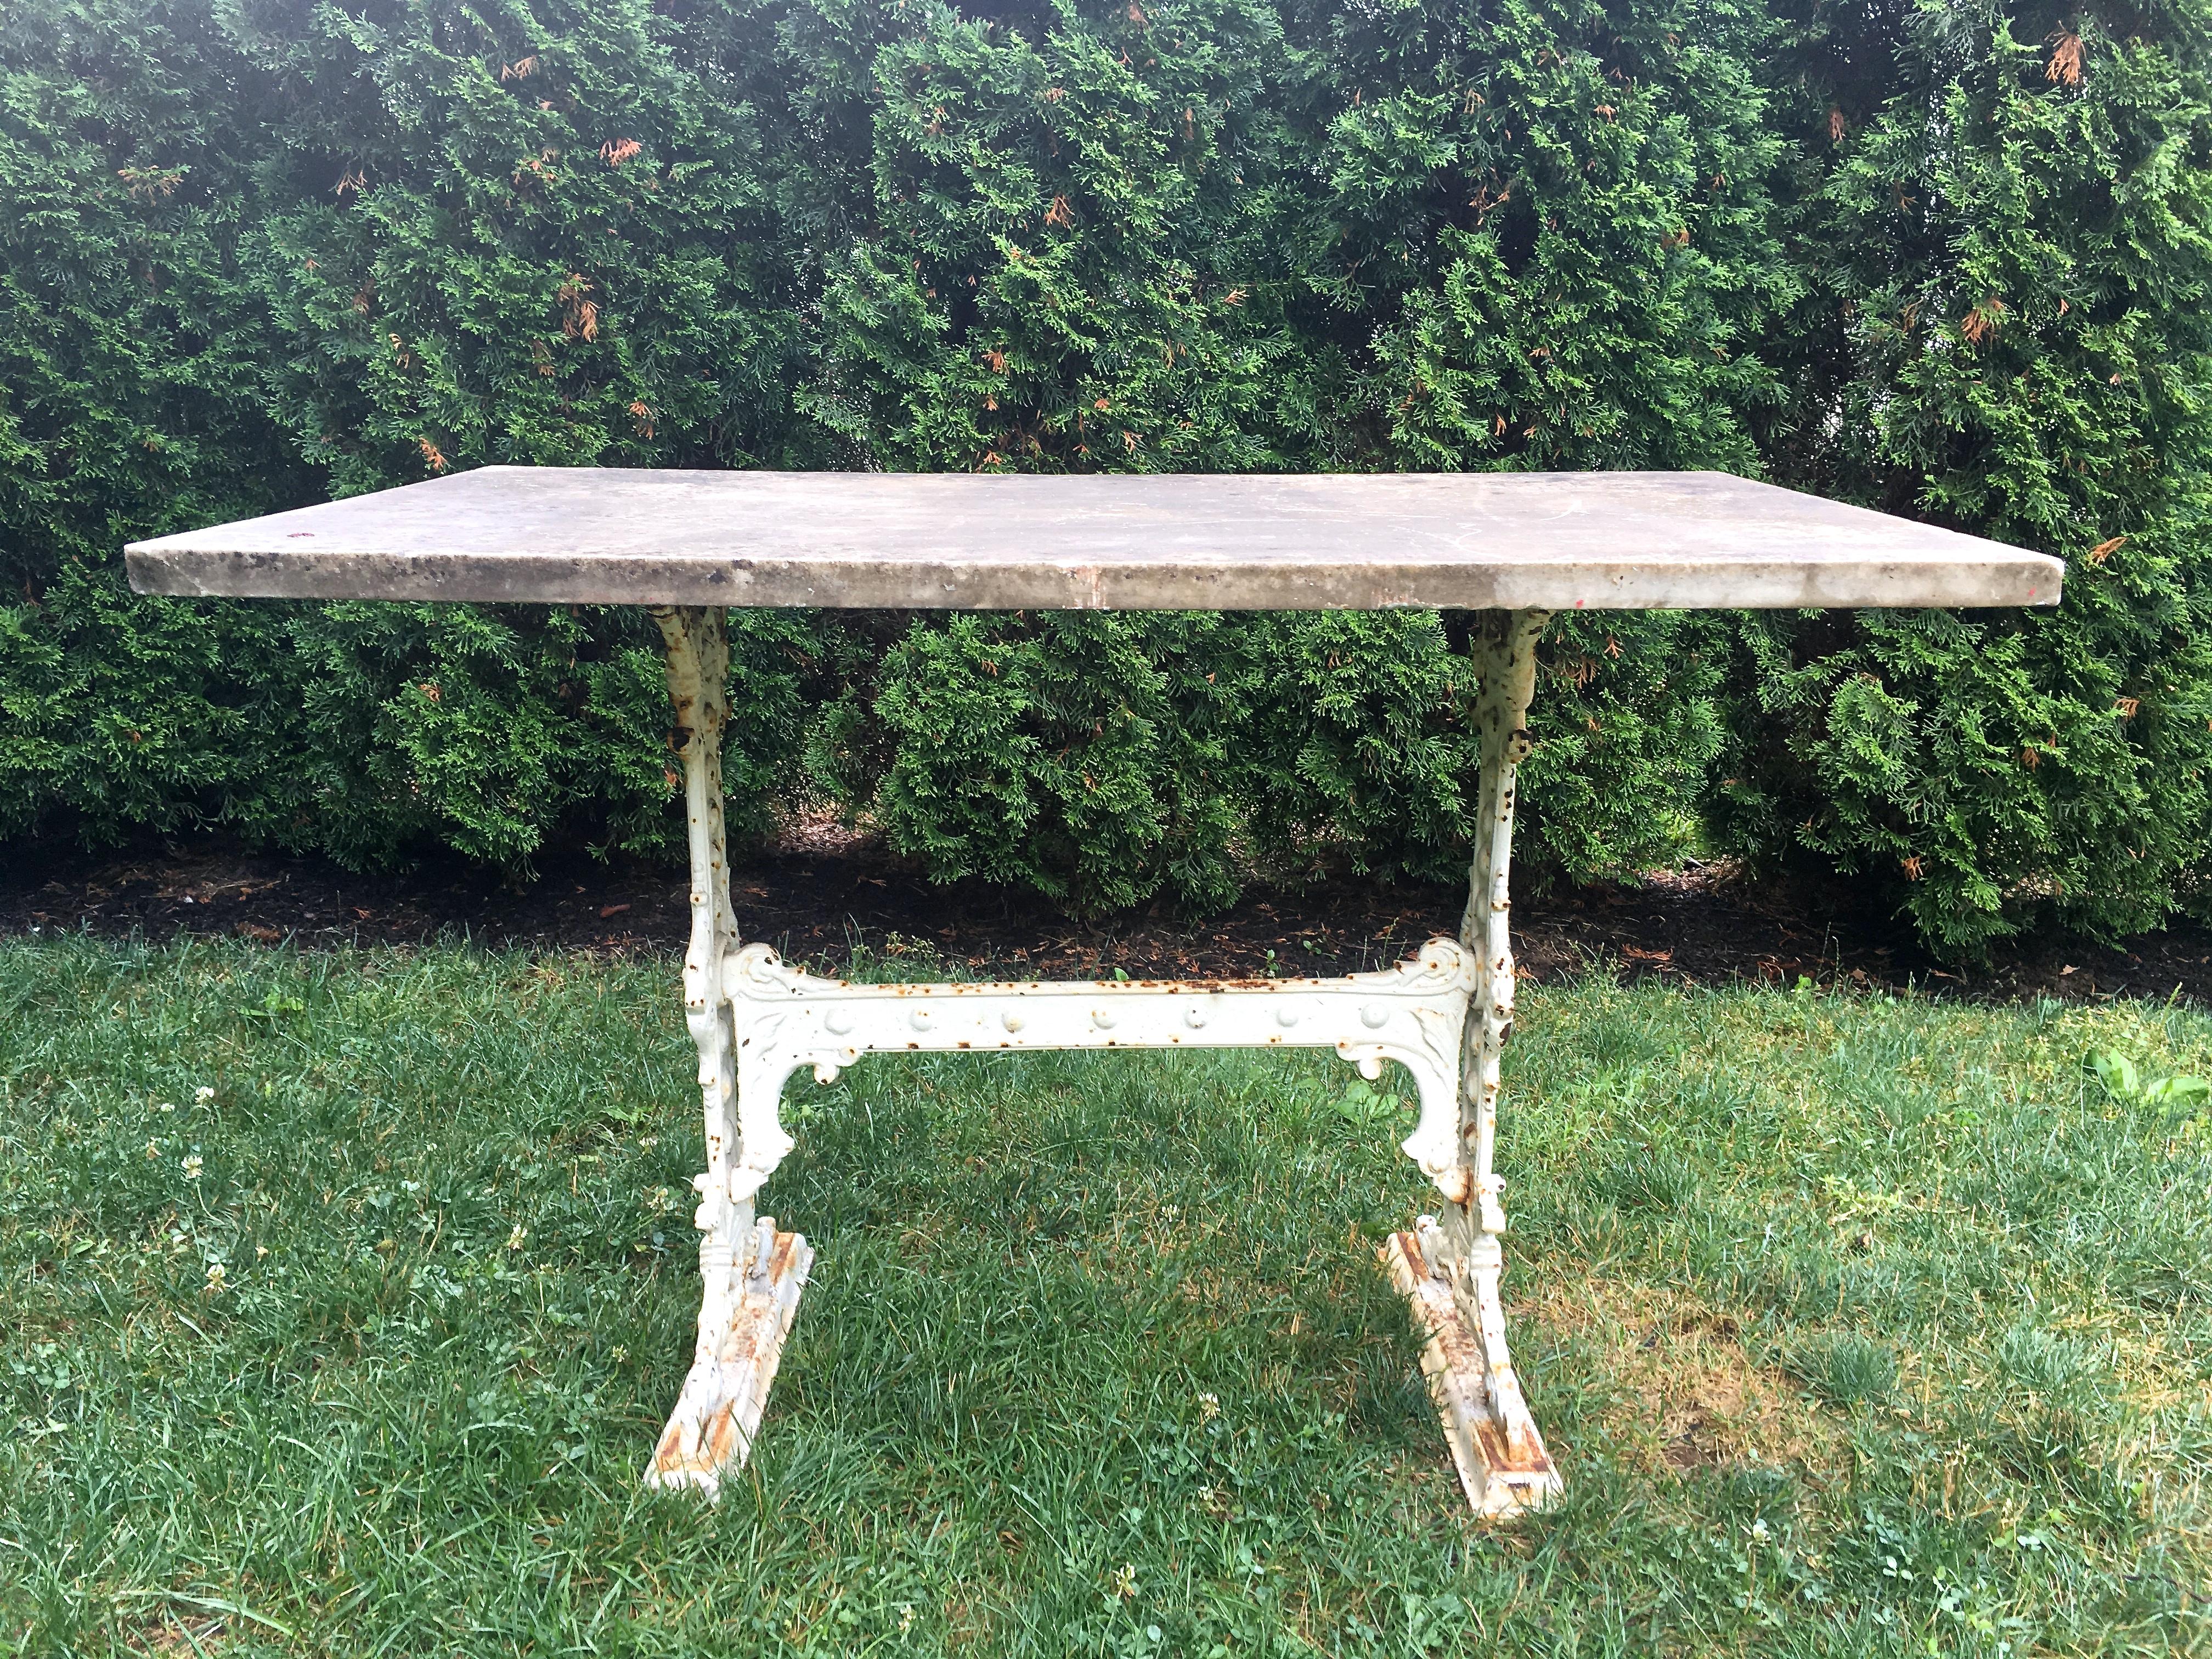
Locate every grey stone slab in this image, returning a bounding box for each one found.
[126,467,2064,611]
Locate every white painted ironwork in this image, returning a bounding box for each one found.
[1429,606,1560,1503]
[1383,1223,1561,1514]
[644,603,1563,1515]
[642,606,817,1497]
[714,938,1477,1205]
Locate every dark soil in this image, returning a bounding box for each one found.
[4,824,2208,1006]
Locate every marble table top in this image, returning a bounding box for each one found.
[126,467,2064,612]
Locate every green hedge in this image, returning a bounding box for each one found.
[2,0,2207,953]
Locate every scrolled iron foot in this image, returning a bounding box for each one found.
[645,1218,814,1499]
[1381,1222,1561,1518]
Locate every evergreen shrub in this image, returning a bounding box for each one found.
[1,0,2205,951]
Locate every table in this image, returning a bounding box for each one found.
[128,467,2062,1515]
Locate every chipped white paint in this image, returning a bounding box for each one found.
[638,603,1567,1515]
[1415,607,1560,1508]
[646,1219,812,1497]
[642,606,812,1498]
[713,938,1479,1205]
[1382,1226,1561,1515]
[637,605,1569,1516]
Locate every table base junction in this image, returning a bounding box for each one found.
[640,606,1561,1516]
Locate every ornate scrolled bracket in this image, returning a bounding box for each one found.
[716,937,1480,1200]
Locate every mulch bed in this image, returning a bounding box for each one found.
[4,827,2208,1006]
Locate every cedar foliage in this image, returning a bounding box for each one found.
[1,0,2205,952]
[1729,0,2212,951]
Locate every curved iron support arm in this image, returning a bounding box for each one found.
[1381,607,1563,1516]
[643,606,811,1498]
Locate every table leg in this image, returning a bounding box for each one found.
[1381,607,1562,1516]
[642,605,812,1498]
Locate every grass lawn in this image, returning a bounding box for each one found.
[2,938,2208,1656]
